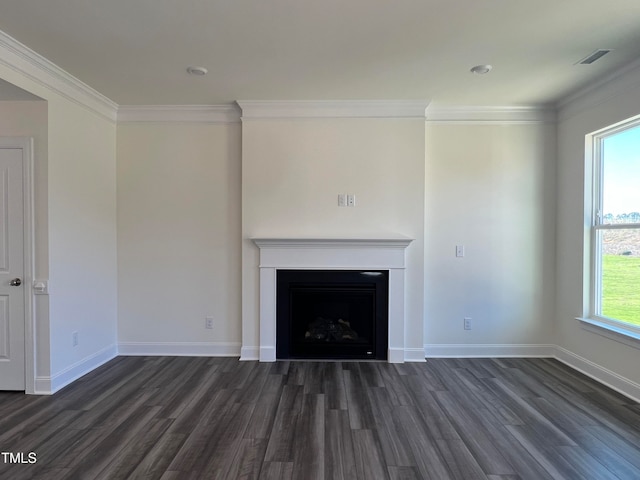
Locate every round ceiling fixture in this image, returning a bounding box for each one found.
[186,66,208,76]
[470,64,492,75]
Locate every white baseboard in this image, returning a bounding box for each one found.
[423,343,640,402]
[32,341,640,403]
[388,348,404,363]
[424,343,556,358]
[240,346,259,361]
[118,342,241,357]
[35,343,118,395]
[34,376,53,395]
[404,348,427,362]
[259,347,276,362]
[554,346,640,403]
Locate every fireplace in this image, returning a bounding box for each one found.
[276,270,388,359]
[249,237,414,363]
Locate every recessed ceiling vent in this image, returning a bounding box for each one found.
[577,49,612,65]
[186,66,208,76]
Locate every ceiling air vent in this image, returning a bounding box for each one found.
[577,49,612,65]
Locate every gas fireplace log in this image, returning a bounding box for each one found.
[305,317,359,342]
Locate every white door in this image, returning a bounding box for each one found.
[0,145,25,390]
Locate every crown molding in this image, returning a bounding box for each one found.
[558,56,640,123]
[0,30,117,123]
[237,100,430,120]
[425,105,556,124]
[117,105,241,124]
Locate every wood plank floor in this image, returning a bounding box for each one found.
[1,357,640,479]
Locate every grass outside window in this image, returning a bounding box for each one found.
[601,254,640,327]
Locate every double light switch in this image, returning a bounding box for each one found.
[338,194,356,207]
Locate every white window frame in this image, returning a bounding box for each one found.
[580,117,640,343]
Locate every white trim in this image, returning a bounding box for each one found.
[118,341,241,357]
[594,223,640,230]
[252,237,413,250]
[586,118,640,322]
[33,376,52,395]
[558,56,640,122]
[388,348,405,364]
[34,344,118,395]
[29,342,640,402]
[424,344,556,358]
[577,317,640,349]
[258,346,276,362]
[0,138,36,394]
[117,105,241,124]
[252,237,412,363]
[554,346,640,403]
[423,342,640,402]
[240,346,260,361]
[425,105,556,124]
[591,131,603,317]
[241,346,423,363]
[22,139,35,394]
[237,100,429,120]
[402,348,426,362]
[0,30,117,123]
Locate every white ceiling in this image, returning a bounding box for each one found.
[1,0,640,106]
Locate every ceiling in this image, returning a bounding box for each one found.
[1,0,640,107]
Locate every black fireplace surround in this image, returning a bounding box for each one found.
[276,270,389,360]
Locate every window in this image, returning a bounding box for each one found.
[589,120,640,333]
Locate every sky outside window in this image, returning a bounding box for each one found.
[602,124,640,218]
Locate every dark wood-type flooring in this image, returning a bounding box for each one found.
[1,357,640,479]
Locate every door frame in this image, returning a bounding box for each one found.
[0,137,35,393]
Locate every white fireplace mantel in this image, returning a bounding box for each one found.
[252,237,413,363]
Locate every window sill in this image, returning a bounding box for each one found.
[577,317,640,350]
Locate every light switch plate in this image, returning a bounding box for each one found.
[347,194,356,206]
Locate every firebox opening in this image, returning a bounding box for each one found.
[276,270,389,360]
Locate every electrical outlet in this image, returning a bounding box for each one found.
[456,245,465,257]
[205,317,214,329]
[72,331,79,346]
[464,317,472,330]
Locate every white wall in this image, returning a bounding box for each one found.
[424,123,557,353]
[47,96,117,384]
[0,59,118,393]
[557,65,640,387]
[241,117,426,357]
[117,122,242,353]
